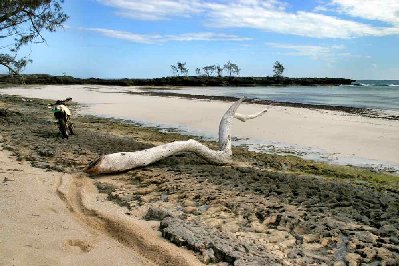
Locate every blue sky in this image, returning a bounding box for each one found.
[6,0,399,79]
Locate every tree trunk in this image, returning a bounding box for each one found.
[85,98,267,174]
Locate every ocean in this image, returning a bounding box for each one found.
[150,80,399,112]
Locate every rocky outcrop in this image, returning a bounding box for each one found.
[159,215,281,265]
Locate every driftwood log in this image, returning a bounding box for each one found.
[85,98,267,174]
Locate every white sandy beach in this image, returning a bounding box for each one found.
[0,147,201,266]
[1,85,398,169]
[0,149,143,265]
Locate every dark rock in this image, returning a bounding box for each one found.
[37,147,55,157]
[30,161,51,169]
[144,207,172,221]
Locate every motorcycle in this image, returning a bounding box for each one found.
[48,97,75,139]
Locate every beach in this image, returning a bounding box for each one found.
[0,90,398,265]
[0,148,149,266]
[1,85,399,171]
[0,98,202,266]
[2,0,399,264]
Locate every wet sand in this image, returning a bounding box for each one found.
[0,94,398,265]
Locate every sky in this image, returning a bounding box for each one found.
[4,0,399,79]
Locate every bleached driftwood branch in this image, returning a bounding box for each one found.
[85,98,267,174]
[234,109,267,122]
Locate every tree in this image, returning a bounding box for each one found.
[0,0,68,74]
[216,64,224,77]
[234,66,241,76]
[224,61,240,77]
[170,64,178,76]
[195,67,201,75]
[202,65,216,77]
[177,61,188,76]
[170,62,188,76]
[273,61,285,78]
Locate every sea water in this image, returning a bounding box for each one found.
[150,80,399,112]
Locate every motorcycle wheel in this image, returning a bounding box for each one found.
[59,119,69,139]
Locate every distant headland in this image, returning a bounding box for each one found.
[0,74,354,87]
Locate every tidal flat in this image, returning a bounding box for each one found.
[0,94,398,265]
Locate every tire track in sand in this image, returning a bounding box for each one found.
[57,173,203,266]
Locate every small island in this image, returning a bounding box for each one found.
[0,73,354,87]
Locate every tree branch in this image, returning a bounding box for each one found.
[0,0,67,74]
[85,98,267,175]
[234,109,267,122]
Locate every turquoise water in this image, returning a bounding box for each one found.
[155,80,399,111]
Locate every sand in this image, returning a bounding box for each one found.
[0,148,146,265]
[0,147,201,266]
[91,96,399,165]
[1,85,398,168]
[0,94,398,265]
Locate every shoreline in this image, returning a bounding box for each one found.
[127,89,399,121]
[3,83,398,121]
[0,94,398,265]
[1,85,398,170]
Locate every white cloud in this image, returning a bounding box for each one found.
[88,28,158,43]
[267,42,343,59]
[87,28,251,43]
[204,1,399,38]
[330,0,399,25]
[266,42,369,60]
[98,0,203,20]
[163,32,252,42]
[98,0,399,38]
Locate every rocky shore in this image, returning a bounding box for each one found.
[0,94,398,265]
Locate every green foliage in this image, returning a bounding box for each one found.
[171,61,189,76]
[0,74,354,87]
[273,61,285,78]
[0,0,68,74]
[177,62,188,76]
[170,64,178,76]
[173,61,239,78]
[202,65,216,76]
